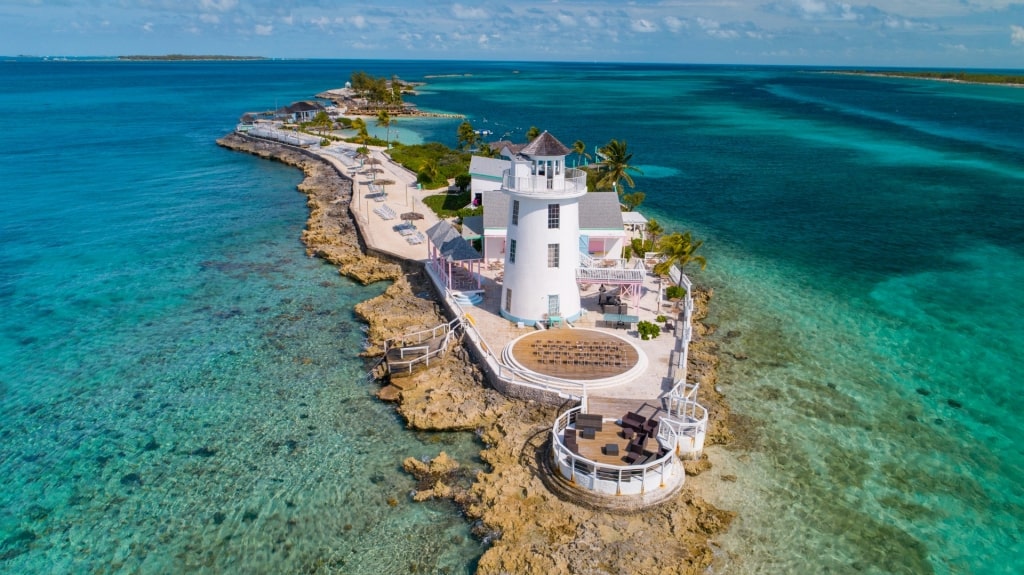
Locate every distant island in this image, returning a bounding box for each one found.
[836,70,1024,87]
[118,55,266,61]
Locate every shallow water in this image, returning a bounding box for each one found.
[1,59,1022,574]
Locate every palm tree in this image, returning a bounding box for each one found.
[645,218,663,245]
[595,139,643,191]
[526,126,540,141]
[376,110,394,148]
[417,158,440,187]
[456,120,477,150]
[652,231,706,280]
[620,191,645,212]
[572,139,592,167]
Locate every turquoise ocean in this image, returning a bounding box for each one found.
[1,59,1022,574]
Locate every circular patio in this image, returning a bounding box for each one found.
[503,328,647,388]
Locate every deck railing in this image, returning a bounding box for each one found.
[550,406,680,496]
[502,170,587,197]
[383,317,462,374]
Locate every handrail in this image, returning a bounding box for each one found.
[502,172,588,197]
[551,408,679,491]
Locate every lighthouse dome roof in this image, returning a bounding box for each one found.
[519,131,571,158]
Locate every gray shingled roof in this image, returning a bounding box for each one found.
[425,221,482,261]
[461,215,483,239]
[482,190,623,231]
[519,131,571,157]
[579,191,624,229]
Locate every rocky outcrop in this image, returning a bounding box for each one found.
[217,132,736,575]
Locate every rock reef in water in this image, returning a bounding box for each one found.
[217,132,736,574]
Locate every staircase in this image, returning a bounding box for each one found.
[452,291,484,306]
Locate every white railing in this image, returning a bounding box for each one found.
[576,267,645,283]
[502,170,587,197]
[551,407,680,496]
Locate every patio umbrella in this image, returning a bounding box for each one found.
[365,157,383,166]
[376,178,396,195]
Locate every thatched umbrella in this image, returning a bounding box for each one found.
[365,157,383,166]
[400,211,424,221]
[376,178,396,196]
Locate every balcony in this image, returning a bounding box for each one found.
[502,168,588,198]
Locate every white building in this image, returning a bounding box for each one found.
[496,132,587,325]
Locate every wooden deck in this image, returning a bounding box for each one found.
[509,329,640,381]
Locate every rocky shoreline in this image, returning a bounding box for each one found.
[216,132,737,574]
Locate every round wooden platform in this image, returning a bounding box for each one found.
[508,329,641,381]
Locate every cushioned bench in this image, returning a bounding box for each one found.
[621,411,645,432]
[576,413,604,432]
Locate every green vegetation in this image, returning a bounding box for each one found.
[118,55,266,61]
[572,140,592,167]
[388,142,470,189]
[620,191,645,212]
[845,70,1024,85]
[422,190,482,218]
[665,285,687,301]
[456,121,478,150]
[376,110,395,148]
[454,173,472,193]
[593,139,643,191]
[349,71,406,111]
[526,126,541,141]
[653,232,707,278]
[637,321,660,341]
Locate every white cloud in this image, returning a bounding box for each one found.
[350,15,366,29]
[1013,25,1024,46]
[311,16,329,29]
[452,4,487,19]
[478,34,489,46]
[583,14,602,28]
[199,0,237,12]
[664,16,685,33]
[556,12,575,27]
[142,22,153,33]
[631,19,657,33]
[281,15,293,26]
[199,13,219,24]
[255,24,273,36]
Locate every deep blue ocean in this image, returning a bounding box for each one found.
[1,59,1022,574]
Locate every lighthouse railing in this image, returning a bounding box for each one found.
[502,171,587,196]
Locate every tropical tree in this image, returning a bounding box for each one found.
[653,231,707,280]
[477,143,498,158]
[376,110,394,148]
[311,111,333,135]
[417,158,441,186]
[620,191,646,212]
[455,173,472,193]
[351,117,369,141]
[572,139,592,167]
[646,218,663,245]
[456,120,478,150]
[526,126,541,141]
[595,139,643,191]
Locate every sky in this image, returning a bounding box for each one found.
[2,0,1023,68]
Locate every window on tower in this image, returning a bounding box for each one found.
[512,200,519,226]
[505,288,512,313]
[547,203,559,229]
[509,239,517,263]
[547,243,559,268]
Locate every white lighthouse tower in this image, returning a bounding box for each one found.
[500,132,588,326]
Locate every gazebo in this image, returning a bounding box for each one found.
[425,221,484,294]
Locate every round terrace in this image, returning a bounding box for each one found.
[550,406,685,499]
[501,328,648,391]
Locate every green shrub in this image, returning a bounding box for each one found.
[637,321,660,341]
[656,315,667,323]
[665,285,687,301]
[423,190,474,218]
[320,138,331,147]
